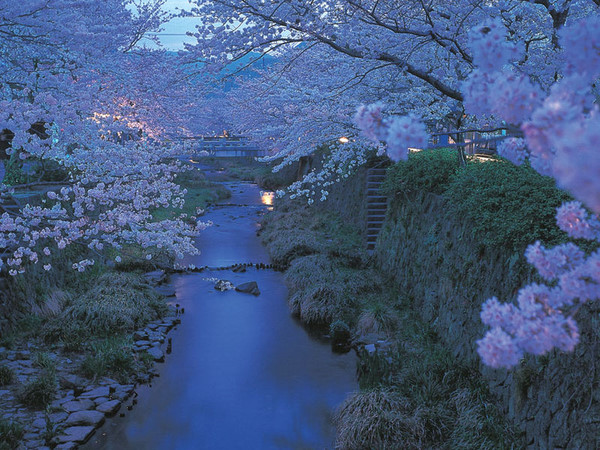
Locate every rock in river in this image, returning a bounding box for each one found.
[214,279,234,291]
[235,281,260,296]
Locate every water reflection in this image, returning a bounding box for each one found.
[261,191,275,206]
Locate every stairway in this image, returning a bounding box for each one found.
[366,167,388,251]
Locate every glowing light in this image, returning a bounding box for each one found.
[339,136,350,144]
[261,191,275,206]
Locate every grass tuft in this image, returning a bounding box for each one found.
[0,419,24,450]
[17,371,57,409]
[334,390,425,449]
[285,255,381,326]
[356,301,398,337]
[60,272,167,334]
[0,365,15,386]
[80,336,135,381]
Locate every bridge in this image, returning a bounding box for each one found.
[175,136,265,158]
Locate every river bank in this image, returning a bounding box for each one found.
[259,194,523,448]
[0,167,229,449]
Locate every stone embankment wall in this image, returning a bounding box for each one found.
[316,165,369,241]
[327,169,600,449]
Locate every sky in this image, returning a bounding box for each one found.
[146,0,201,50]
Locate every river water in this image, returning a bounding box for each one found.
[84,180,357,449]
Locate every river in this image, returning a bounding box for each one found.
[83,178,357,449]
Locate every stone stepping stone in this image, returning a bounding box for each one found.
[79,386,110,399]
[62,399,95,413]
[147,347,164,362]
[96,399,121,415]
[64,410,105,427]
[56,425,95,444]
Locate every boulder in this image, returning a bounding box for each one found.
[59,374,86,391]
[235,281,260,296]
[133,330,148,341]
[55,443,77,450]
[214,279,234,291]
[79,386,110,399]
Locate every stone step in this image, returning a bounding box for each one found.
[367,197,387,203]
[367,205,387,211]
[367,169,387,175]
[366,176,386,182]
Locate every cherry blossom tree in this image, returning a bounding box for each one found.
[187,0,599,365]
[355,12,599,368]
[0,0,210,274]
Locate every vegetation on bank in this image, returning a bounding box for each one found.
[383,150,580,253]
[201,156,299,190]
[0,165,228,417]
[0,419,24,450]
[262,150,568,449]
[260,190,522,448]
[151,166,230,223]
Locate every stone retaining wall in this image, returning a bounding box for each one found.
[326,168,600,448]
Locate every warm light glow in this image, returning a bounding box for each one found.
[261,191,275,206]
[339,136,350,144]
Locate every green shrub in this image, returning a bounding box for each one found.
[17,371,57,409]
[357,300,398,336]
[61,272,167,334]
[0,365,15,386]
[33,352,56,373]
[80,337,134,381]
[261,207,365,268]
[381,148,459,196]
[0,419,24,450]
[444,160,572,252]
[42,320,88,351]
[285,255,381,325]
[335,390,425,450]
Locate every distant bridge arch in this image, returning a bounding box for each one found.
[173,135,266,158]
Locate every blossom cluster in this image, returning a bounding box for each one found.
[463,18,600,368]
[355,105,429,162]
